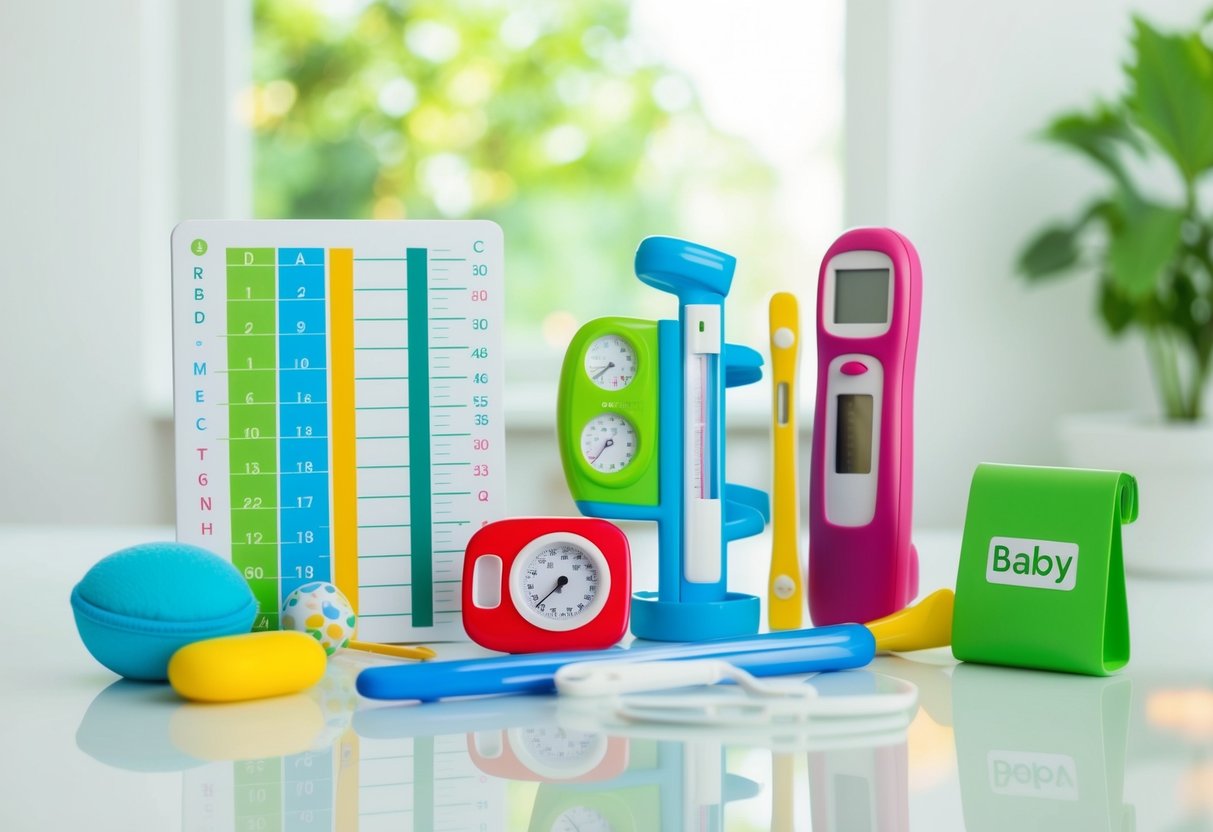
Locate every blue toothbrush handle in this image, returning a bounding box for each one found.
[355,624,874,701]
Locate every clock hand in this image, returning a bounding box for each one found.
[590,361,615,381]
[589,438,614,463]
[537,575,569,607]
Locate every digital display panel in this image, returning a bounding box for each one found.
[836,394,874,474]
[834,268,890,324]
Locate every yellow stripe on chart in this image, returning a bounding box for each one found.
[329,248,358,613]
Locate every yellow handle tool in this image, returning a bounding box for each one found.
[348,640,437,661]
[768,292,804,630]
[866,588,955,653]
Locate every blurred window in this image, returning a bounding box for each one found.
[250,0,844,366]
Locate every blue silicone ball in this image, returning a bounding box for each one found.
[71,542,257,681]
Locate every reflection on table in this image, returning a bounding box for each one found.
[74,652,1145,831]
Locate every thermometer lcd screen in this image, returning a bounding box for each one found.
[835,268,890,324]
[836,394,874,474]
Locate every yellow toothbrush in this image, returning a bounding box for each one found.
[348,641,437,661]
[768,292,804,630]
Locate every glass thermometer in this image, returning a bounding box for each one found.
[683,304,722,583]
[808,228,922,625]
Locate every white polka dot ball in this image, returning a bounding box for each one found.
[281,582,356,656]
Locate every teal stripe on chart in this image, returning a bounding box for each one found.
[406,247,433,627]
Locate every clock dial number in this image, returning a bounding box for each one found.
[585,334,637,390]
[522,543,601,621]
[580,414,637,473]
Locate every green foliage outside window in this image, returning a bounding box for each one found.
[252,0,777,350]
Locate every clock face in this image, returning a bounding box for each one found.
[522,726,603,767]
[508,532,612,633]
[551,806,614,832]
[584,334,637,390]
[579,414,637,473]
[520,541,602,623]
[506,723,610,780]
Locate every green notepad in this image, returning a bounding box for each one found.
[952,463,1137,676]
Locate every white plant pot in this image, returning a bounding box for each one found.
[1061,413,1213,576]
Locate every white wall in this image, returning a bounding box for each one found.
[0,1,249,526]
[0,1,170,525]
[847,0,1202,527]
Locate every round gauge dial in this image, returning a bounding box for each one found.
[584,334,637,390]
[509,533,612,633]
[579,414,637,473]
[522,543,600,621]
[551,806,614,832]
[522,726,602,767]
[507,721,611,780]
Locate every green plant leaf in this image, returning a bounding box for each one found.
[1043,105,1143,187]
[1126,16,1213,181]
[1107,201,1185,297]
[1098,277,1137,333]
[1017,224,1081,279]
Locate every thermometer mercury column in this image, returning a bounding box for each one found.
[808,228,921,626]
[684,305,721,582]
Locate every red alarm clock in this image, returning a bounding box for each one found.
[462,518,631,653]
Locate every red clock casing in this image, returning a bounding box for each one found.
[462,517,631,653]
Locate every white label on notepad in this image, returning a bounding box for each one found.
[986,536,1078,591]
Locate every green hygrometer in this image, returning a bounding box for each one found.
[557,318,660,512]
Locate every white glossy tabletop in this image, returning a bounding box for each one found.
[4,524,1211,831]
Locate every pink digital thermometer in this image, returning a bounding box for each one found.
[808,228,921,625]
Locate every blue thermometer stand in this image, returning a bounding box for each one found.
[578,238,769,641]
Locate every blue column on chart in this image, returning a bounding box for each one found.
[278,247,331,601]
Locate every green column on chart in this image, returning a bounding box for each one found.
[227,247,280,630]
[234,757,283,832]
[407,248,433,627]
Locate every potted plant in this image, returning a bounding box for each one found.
[1017,14,1213,575]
